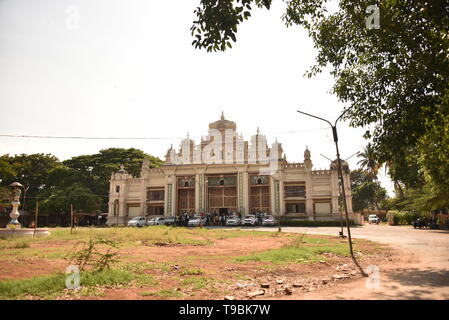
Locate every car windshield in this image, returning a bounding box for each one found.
[264,216,273,219]
[245,215,255,218]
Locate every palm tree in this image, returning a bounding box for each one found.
[357,143,382,181]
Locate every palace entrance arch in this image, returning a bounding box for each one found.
[206,175,237,214]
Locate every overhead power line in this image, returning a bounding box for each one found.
[0,127,329,141]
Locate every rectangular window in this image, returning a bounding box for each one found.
[115,186,120,193]
[147,206,164,216]
[284,185,306,198]
[285,202,306,214]
[147,188,165,201]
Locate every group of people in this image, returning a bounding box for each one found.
[253,210,270,224]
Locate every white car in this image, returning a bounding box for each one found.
[225,216,241,226]
[188,216,207,227]
[261,215,276,226]
[368,214,380,224]
[127,216,147,227]
[147,217,165,226]
[242,215,257,226]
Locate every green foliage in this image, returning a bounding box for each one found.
[235,235,348,264]
[191,0,449,207]
[386,210,425,226]
[180,268,204,276]
[191,0,272,52]
[389,184,448,213]
[0,269,137,300]
[38,183,102,214]
[0,149,163,216]
[141,289,183,298]
[351,176,387,213]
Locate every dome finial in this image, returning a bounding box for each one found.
[221,110,225,120]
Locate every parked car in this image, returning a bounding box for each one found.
[261,215,276,226]
[225,216,241,226]
[147,217,165,226]
[127,216,147,227]
[242,215,257,226]
[163,216,177,226]
[188,216,207,227]
[368,214,380,224]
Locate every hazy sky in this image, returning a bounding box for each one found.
[0,0,393,193]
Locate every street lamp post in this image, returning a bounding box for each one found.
[297,109,367,277]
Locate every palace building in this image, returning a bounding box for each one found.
[107,113,354,225]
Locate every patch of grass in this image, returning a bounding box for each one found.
[180,268,204,276]
[141,289,183,298]
[180,276,211,289]
[0,269,149,300]
[0,240,31,249]
[234,235,348,264]
[0,273,67,300]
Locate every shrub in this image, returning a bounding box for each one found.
[386,210,428,225]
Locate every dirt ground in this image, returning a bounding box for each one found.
[0,228,397,300]
[249,225,449,300]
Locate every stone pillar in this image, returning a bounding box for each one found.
[141,177,147,216]
[242,171,249,216]
[343,172,353,214]
[330,169,339,215]
[269,176,275,215]
[237,171,244,215]
[195,172,200,213]
[279,179,285,216]
[305,172,314,220]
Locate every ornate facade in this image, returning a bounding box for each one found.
[108,114,353,225]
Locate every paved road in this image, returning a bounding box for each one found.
[246,224,449,299]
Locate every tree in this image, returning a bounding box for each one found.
[350,169,388,213]
[38,183,102,215]
[357,143,381,180]
[191,0,449,202]
[62,148,163,210]
[0,153,61,212]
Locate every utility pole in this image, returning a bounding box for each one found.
[297,109,367,277]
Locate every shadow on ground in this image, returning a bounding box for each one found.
[371,269,449,299]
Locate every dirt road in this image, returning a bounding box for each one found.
[248,224,449,299]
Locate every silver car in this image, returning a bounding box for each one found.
[127,216,147,227]
[147,217,165,226]
[242,215,257,226]
[188,216,206,227]
[225,216,241,226]
[261,215,276,226]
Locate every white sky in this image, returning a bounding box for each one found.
[0,0,393,194]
